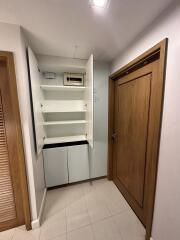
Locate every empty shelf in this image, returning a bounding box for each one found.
[41,100,86,113]
[43,120,87,125]
[44,135,87,144]
[40,85,86,91]
[39,60,86,73]
[42,109,86,113]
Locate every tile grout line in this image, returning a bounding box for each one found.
[89,224,96,240]
[65,201,68,239]
[82,183,115,240]
[67,222,91,235]
[66,206,91,233]
[3,180,144,240]
[80,183,96,239]
[10,228,16,240]
[110,214,125,240]
[87,185,111,240]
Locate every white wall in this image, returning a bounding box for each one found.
[111,2,180,239]
[0,22,45,224]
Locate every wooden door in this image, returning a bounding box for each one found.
[109,40,167,239]
[114,73,151,208]
[0,53,31,231]
[113,59,163,226]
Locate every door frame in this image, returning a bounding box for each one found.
[108,39,168,240]
[0,51,31,231]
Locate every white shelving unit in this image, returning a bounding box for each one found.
[40,85,86,91]
[41,100,87,113]
[28,47,94,150]
[42,109,87,113]
[43,120,87,126]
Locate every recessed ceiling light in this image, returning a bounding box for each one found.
[90,0,109,8]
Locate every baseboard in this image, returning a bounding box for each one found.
[31,219,39,229]
[31,188,47,229]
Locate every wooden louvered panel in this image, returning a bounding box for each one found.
[0,95,16,223]
[0,53,31,231]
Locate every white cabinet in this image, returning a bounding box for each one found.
[68,145,89,183]
[27,47,94,153]
[43,144,89,187]
[43,147,68,187]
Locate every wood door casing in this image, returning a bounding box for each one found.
[108,39,168,240]
[0,53,31,231]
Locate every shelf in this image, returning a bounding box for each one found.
[39,63,86,74]
[44,135,87,144]
[40,85,86,91]
[41,100,86,113]
[42,109,86,113]
[43,120,87,125]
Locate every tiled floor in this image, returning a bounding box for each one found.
[0,179,145,240]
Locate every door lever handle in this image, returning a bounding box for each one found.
[112,133,117,140]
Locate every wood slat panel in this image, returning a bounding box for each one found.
[0,93,16,223]
[0,53,31,231]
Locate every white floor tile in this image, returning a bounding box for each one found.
[67,225,94,240]
[105,196,131,216]
[66,195,91,232]
[52,234,67,240]
[43,188,67,219]
[66,210,90,232]
[92,217,123,240]
[80,181,95,193]
[112,210,146,240]
[12,226,40,240]
[40,210,66,240]
[66,198,87,216]
[65,185,84,207]
[0,179,146,240]
[86,191,111,223]
[0,228,15,240]
[88,204,111,223]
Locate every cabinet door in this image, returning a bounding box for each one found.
[43,147,68,187]
[68,145,89,183]
[85,55,94,148]
[27,47,45,154]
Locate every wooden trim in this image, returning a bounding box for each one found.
[0,51,31,230]
[145,39,168,240]
[108,39,168,240]
[107,77,115,180]
[110,40,166,80]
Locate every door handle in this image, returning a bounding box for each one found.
[112,133,117,140]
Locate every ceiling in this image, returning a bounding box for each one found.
[0,0,174,61]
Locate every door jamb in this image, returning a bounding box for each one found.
[0,51,32,230]
[108,39,168,240]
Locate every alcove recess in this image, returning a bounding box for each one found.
[28,47,94,154]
